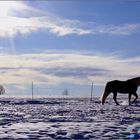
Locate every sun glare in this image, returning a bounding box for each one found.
[0,1,25,17]
[0,1,26,54]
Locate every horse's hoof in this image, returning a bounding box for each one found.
[132,101,136,104]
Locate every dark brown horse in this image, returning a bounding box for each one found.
[101,77,140,105]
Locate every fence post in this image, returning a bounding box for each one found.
[32,81,34,100]
[90,82,93,101]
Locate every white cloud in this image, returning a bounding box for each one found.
[0,1,140,38]
[0,51,140,87]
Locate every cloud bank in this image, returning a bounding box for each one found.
[0,51,140,87]
[0,1,140,37]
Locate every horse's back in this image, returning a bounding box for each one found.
[106,80,137,93]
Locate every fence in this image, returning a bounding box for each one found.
[2,81,101,99]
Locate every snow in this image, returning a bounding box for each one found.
[0,97,139,139]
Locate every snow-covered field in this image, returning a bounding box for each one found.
[0,97,139,139]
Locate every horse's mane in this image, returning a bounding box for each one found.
[127,77,140,81]
[127,77,140,86]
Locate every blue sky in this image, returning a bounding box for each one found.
[0,1,140,98]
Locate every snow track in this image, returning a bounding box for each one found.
[0,98,139,139]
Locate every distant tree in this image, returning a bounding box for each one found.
[62,88,69,97]
[0,85,5,95]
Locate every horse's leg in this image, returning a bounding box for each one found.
[132,92,138,104]
[128,93,132,105]
[113,93,119,105]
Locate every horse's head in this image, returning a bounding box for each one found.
[101,91,111,105]
[101,82,111,105]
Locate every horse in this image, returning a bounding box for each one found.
[101,77,140,105]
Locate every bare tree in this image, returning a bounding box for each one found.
[62,88,69,97]
[0,85,5,95]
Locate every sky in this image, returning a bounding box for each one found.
[0,0,140,98]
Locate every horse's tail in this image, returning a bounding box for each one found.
[101,82,111,105]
